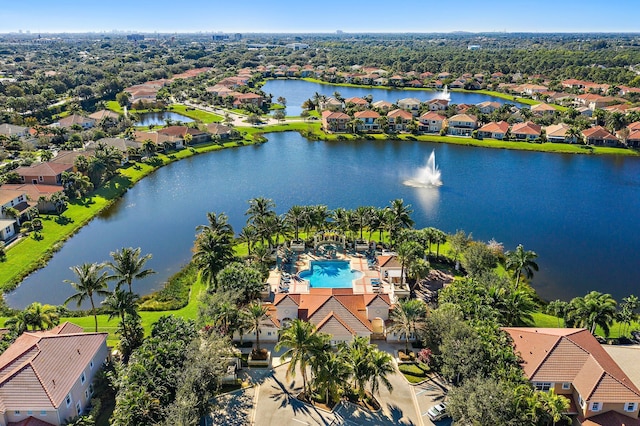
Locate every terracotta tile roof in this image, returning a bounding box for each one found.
[363,294,391,306]
[627,130,640,141]
[387,109,413,120]
[0,189,25,206]
[419,112,445,121]
[345,97,368,105]
[372,100,393,108]
[579,410,640,426]
[14,162,72,178]
[0,323,107,411]
[583,126,617,140]
[88,110,120,121]
[354,110,380,119]
[48,150,92,166]
[448,113,477,123]
[56,114,95,128]
[504,328,640,403]
[321,110,349,120]
[512,121,542,135]
[315,311,357,336]
[531,103,556,112]
[479,121,510,134]
[8,416,56,426]
[426,99,449,106]
[157,126,205,137]
[1,184,63,201]
[628,122,640,131]
[544,123,571,138]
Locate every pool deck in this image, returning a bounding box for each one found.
[268,252,390,295]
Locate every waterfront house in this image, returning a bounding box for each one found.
[88,110,120,122]
[625,129,640,148]
[321,110,350,133]
[0,190,27,241]
[157,126,209,147]
[476,101,501,114]
[426,99,449,111]
[544,123,577,143]
[85,138,142,161]
[320,97,344,111]
[531,103,556,116]
[445,114,477,136]
[511,121,542,141]
[503,328,640,426]
[478,121,510,140]
[418,112,446,133]
[0,123,30,138]
[206,123,235,140]
[354,110,380,132]
[0,183,63,214]
[387,109,413,132]
[0,323,109,426]
[232,92,265,108]
[397,98,421,115]
[582,126,618,146]
[372,100,393,112]
[345,97,369,108]
[14,162,72,186]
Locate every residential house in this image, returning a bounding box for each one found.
[320,97,344,111]
[397,98,422,116]
[157,126,210,147]
[449,80,465,89]
[476,101,501,114]
[0,323,109,426]
[446,113,477,136]
[88,110,120,122]
[562,79,588,90]
[206,123,235,140]
[377,255,403,286]
[478,121,510,140]
[531,103,556,115]
[387,109,413,132]
[272,289,391,344]
[408,79,423,88]
[0,183,63,214]
[321,110,350,133]
[373,77,388,86]
[85,138,142,161]
[625,129,640,148]
[133,130,181,150]
[418,112,446,133]
[0,123,30,138]
[511,121,542,141]
[582,126,618,146]
[14,162,72,186]
[519,84,548,96]
[389,75,404,86]
[344,97,369,108]
[54,114,95,130]
[372,100,393,112]
[426,99,449,111]
[503,328,640,426]
[233,92,265,108]
[0,190,28,241]
[544,123,576,143]
[354,110,380,132]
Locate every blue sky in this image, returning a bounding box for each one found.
[2,0,639,34]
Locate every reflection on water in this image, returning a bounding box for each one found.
[413,186,441,218]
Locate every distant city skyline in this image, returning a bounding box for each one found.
[2,0,640,34]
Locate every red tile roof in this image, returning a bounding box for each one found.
[419,112,445,121]
[583,126,617,140]
[354,110,380,119]
[479,121,510,134]
[512,121,542,135]
[14,162,72,178]
[387,109,413,120]
[579,410,640,426]
[8,417,56,426]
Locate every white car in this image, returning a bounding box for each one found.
[427,402,449,421]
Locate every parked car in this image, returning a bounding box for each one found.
[427,402,449,421]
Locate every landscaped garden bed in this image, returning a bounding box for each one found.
[398,362,431,384]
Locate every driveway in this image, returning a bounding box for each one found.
[412,376,450,426]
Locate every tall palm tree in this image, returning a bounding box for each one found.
[313,345,351,405]
[275,319,320,397]
[367,349,395,396]
[349,336,373,401]
[107,247,156,293]
[539,389,570,426]
[505,244,539,288]
[239,225,258,256]
[285,205,307,241]
[386,199,414,246]
[244,301,270,353]
[368,207,388,242]
[432,228,447,258]
[192,229,235,289]
[396,241,423,287]
[310,204,330,232]
[353,206,373,241]
[567,291,617,336]
[246,197,276,226]
[65,263,111,332]
[388,299,428,354]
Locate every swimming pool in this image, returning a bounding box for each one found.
[298,260,363,288]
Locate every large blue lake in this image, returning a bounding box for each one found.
[261,79,523,116]
[8,132,640,308]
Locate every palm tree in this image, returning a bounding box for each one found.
[276,319,322,397]
[313,344,351,405]
[64,263,111,332]
[567,291,617,336]
[396,241,423,287]
[367,349,395,396]
[192,229,235,289]
[285,205,307,241]
[107,247,155,293]
[388,299,428,354]
[368,207,387,243]
[244,301,270,353]
[142,139,156,158]
[353,206,373,241]
[386,199,414,246]
[5,310,30,334]
[432,228,447,258]
[196,211,234,237]
[102,289,139,342]
[239,225,258,256]
[539,389,570,426]
[25,302,60,331]
[505,244,539,288]
[349,336,373,401]
[246,197,276,226]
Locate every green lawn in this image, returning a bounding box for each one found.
[105,101,124,114]
[398,363,431,384]
[171,104,223,123]
[531,311,640,339]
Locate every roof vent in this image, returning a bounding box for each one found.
[77,349,80,355]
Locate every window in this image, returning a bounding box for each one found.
[590,402,601,412]
[562,382,571,390]
[40,411,47,416]
[81,372,86,384]
[14,411,20,415]
[27,411,32,415]
[578,395,585,409]
[76,401,81,415]
[85,389,89,399]
[89,383,94,395]
[38,176,43,182]
[66,393,72,407]
[625,402,637,412]
[90,360,94,369]
[534,382,552,391]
